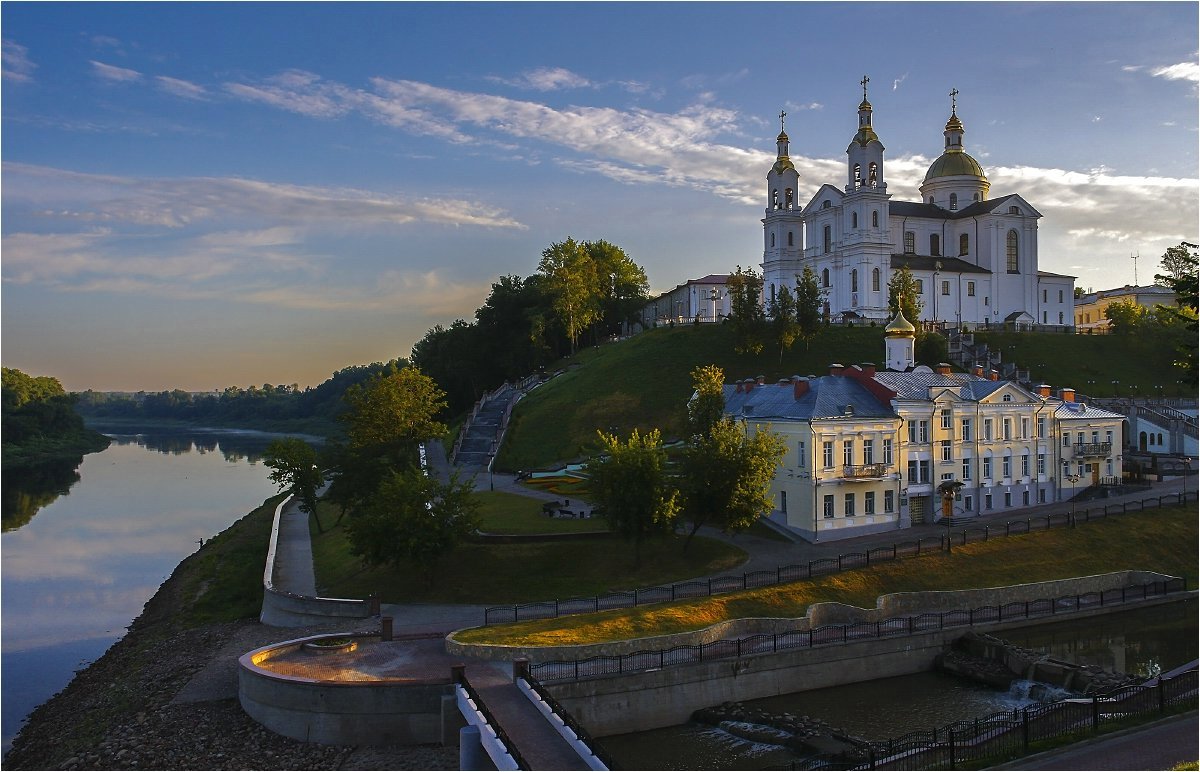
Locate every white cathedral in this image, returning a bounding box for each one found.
[762,80,1075,328]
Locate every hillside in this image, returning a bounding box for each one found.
[495,323,1189,471]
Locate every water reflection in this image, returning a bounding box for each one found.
[2,459,83,532]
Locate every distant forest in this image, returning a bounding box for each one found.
[75,359,411,437]
[3,367,110,469]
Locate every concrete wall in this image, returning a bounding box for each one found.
[238,635,455,746]
[544,594,1192,737]
[447,570,1175,662]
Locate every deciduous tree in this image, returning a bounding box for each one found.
[588,428,679,567]
[887,264,924,325]
[727,266,766,354]
[794,266,823,350]
[341,367,448,460]
[538,238,601,355]
[767,284,800,363]
[687,365,726,440]
[263,437,325,531]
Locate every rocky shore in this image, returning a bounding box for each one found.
[4,553,457,770]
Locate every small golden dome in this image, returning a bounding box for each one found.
[884,310,916,337]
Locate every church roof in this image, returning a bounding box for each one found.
[889,198,1007,220]
[925,150,987,181]
[890,255,991,275]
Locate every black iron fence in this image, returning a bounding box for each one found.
[521,673,618,770]
[484,491,1194,626]
[784,668,1197,770]
[526,577,1188,683]
[453,669,530,770]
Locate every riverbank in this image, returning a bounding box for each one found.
[1,428,109,471]
[2,496,455,771]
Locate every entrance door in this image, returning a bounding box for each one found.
[910,496,928,524]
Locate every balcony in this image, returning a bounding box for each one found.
[1073,442,1112,457]
[843,463,891,479]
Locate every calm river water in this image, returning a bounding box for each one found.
[602,599,1198,770]
[1,431,288,751]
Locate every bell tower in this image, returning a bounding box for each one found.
[763,109,803,301]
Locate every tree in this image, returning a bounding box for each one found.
[585,240,650,341]
[1104,299,1147,334]
[341,367,448,460]
[343,468,479,583]
[588,428,679,567]
[678,418,785,552]
[767,284,800,363]
[727,265,766,354]
[263,438,325,532]
[888,264,924,324]
[1156,241,1198,285]
[538,238,601,355]
[687,364,726,439]
[915,331,949,367]
[794,266,823,350]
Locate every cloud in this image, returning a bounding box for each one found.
[155,75,207,100]
[893,73,909,91]
[1150,60,1200,83]
[492,66,592,91]
[2,39,36,83]
[90,60,141,83]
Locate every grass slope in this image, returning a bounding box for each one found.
[497,324,1189,471]
[454,504,1197,646]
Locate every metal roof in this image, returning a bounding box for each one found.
[723,376,895,421]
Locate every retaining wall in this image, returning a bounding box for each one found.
[238,634,456,746]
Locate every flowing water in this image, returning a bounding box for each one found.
[1,430,292,751]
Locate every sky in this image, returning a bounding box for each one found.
[2,2,1197,392]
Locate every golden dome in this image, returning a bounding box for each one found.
[924,150,986,182]
[884,310,916,337]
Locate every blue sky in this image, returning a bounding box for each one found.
[2,2,1197,392]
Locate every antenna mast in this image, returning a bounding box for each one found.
[1131,251,1139,285]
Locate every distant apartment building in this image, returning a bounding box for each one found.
[1074,284,1178,331]
[720,314,1123,543]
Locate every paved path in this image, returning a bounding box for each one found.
[991,711,1199,770]
[269,494,317,597]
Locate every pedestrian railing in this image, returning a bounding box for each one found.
[483,491,1194,626]
[526,577,1188,684]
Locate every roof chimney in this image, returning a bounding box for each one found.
[794,377,810,400]
[860,363,876,377]
[735,381,744,394]
[973,364,985,377]
[829,363,844,375]
[989,369,999,381]
[1060,388,1075,403]
[756,375,766,385]
[936,362,952,375]
[777,378,790,387]
[1037,384,1052,398]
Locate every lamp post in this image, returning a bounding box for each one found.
[1064,471,1081,527]
[937,479,964,553]
[1111,379,1120,397]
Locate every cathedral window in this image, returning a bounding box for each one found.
[770,233,775,248]
[904,231,915,254]
[823,225,831,253]
[822,268,830,288]
[1009,206,1021,215]
[930,234,941,257]
[773,189,780,209]
[872,210,879,227]
[853,164,862,189]
[959,233,969,256]
[822,200,832,209]
[1006,230,1020,273]
[851,269,859,292]
[967,281,975,297]
[928,197,935,204]
[949,193,958,211]
[941,280,950,296]
[788,231,794,247]
[785,188,794,209]
[868,162,878,187]
[872,267,880,292]
[852,212,858,228]
[973,193,980,202]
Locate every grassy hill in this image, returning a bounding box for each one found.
[495,323,1189,471]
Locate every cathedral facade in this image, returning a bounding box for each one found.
[761,82,1075,329]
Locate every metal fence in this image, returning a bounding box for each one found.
[785,668,1197,770]
[522,673,617,770]
[454,669,530,770]
[526,577,1188,683]
[485,491,1194,626]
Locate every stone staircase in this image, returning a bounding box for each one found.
[451,373,542,473]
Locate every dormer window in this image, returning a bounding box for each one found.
[1009,205,1021,215]
[822,200,832,209]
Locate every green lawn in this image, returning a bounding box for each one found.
[476,490,605,534]
[453,504,1198,646]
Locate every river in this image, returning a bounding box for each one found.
[1,430,291,751]
[601,599,1198,770]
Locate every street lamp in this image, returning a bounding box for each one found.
[937,479,964,552]
[1111,379,1120,397]
[1064,471,1081,527]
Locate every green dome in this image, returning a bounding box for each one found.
[924,150,986,182]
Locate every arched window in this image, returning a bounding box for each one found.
[822,200,832,209]
[851,269,859,292]
[823,225,831,253]
[853,163,862,189]
[770,233,775,248]
[872,267,880,292]
[1006,230,1020,273]
[928,196,935,204]
[959,233,969,255]
[904,231,915,254]
[872,210,879,228]
[785,188,794,209]
[868,162,878,187]
[787,231,794,247]
[930,234,941,257]
[1009,205,1021,215]
[852,212,859,228]
[772,189,780,209]
[973,193,980,202]
[949,193,958,211]
[822,268,830,288]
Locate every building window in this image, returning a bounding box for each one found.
[964,494,973,510]
[884,490,895,513]
[1002,453,1012,479]
[1005,491,1013,508]
[780,490,787,513]
[798,441,806,467]
[941,440,953,461]
[984,419,993,441]
[1003,418,1012,440]
[770,233,775,248]
[941,409,952,429]
[1021,453,1030,477]
[1106,459,1113,476]
[824,495,835,519]
[962,457,972,480]
[1037,453,1046,475]
[1006,230,1019,273]
[1062,434,1070,447]
[852,212,858,229]
[1038,489,1046,503]
[930,234,941,257]
[863,439,874,465]
[1021,418,1030,439]
[941,280,950,296]
[1043,289,1048,303]
[844,439,854,467]
[985,493,993,510]
[1059,290,1064,303]
[907,460,918,483]
[872,267,880,292]
[868,162,878,187]
[844,493,855,516]
[1037,417,1046,438]
[865,491,876,514]
[967,281,975,297]
[1059,312,1064,324]
[907,420,929,444]
[851,269,859,293]
[883,438,894,465]
[872,210,879,227]
[949,193,958,211]
[915,279,924,293]
[822,200,832,209]
[983,456,993,479]
[788,231,794,246]
[904,231,915,254]
[959,233,969,255]
[822,441,834,468]
[785,188,793,209]
[961,418,972,441]
[1009,205,1020,215]
[822,268,830,288]
[823,225,832,253]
